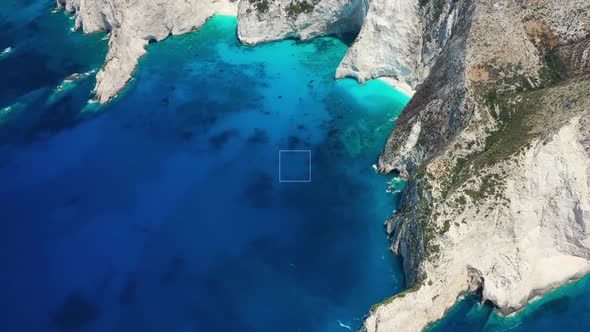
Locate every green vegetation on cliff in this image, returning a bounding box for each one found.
[249,0,270,14]
[286,0,316,18]
[370,281,424,312]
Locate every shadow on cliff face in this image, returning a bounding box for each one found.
[334,30,362,47]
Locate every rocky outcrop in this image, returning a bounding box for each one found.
[335,0,421,89]
[369,0,590,331]
[57,0,375,103]
[57,0,465,104]
[56,0,239,103]
[237,0,466,94]
[237,0,368,45]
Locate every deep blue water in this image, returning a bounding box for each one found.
[1,2,590,332]
[0,4,408,331]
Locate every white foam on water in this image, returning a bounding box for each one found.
[337,320,352,330]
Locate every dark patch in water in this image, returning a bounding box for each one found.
[160,256,186,286]
[242,173,273,208]
[247,128,269,145]
[536,296,571,315]
[172,102,220,134]
[0,50,60,104]
[25,21,41,34]
[178,130,193,141]
[0,21,16,48]
[50,292,100,330]
[63,195,82,207]
[26,95,84,140]
[287,136,302,149]
[312,38,337,53]
[119,277,138,305]
[98,270,116,291]
[209,129,239,150]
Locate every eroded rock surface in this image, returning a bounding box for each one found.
[370,1,590,331]
[237,0,368,45]
[57,0,239,103]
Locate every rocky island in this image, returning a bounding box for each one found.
[56,0,590,331]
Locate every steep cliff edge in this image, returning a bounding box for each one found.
[237,0,368,44]
[57,0,240,103]
[57,0,461,104]
[335,0,423,90]
[57,0,371,104]
[369,0,590,331]
[237,0,462,94]
[57,0,454,104]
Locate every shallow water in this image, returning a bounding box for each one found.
[1,2,590,332]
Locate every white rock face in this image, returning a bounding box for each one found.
[236,0,451,93]
[371,1,590,331]
[58,0,375,103]
[57,0,239,103]
[57,0,445,103]
[335,0,420,87]
[237,0,368,45]
[369,114,590,332]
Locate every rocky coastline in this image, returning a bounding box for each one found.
[56,1,590,331]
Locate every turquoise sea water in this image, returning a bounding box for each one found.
[1,2,590,331]
[430,275,590,331]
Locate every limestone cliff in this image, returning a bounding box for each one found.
[368,0,590,331]
[57,0,446,104]
[57,0,373,103]
[335,0,422,89]
[237,0,368,44]
[236,0,463,94]
[57,0,240,103]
